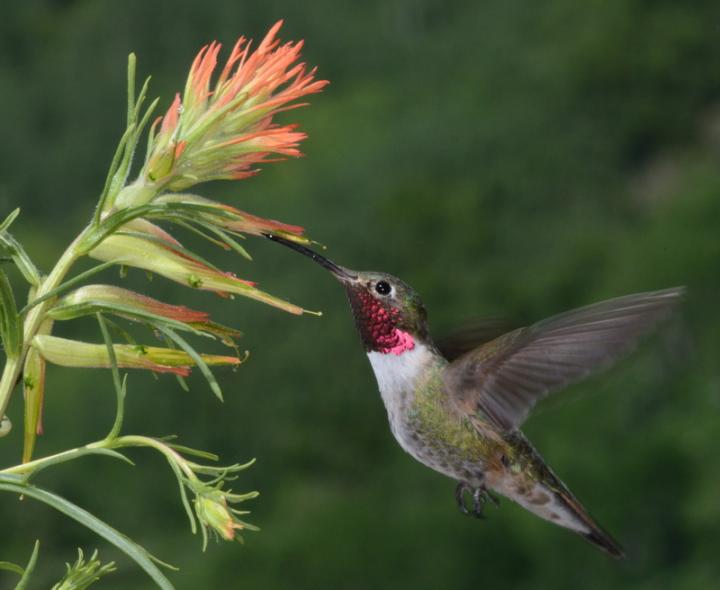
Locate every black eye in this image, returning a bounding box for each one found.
[375,280,391,295]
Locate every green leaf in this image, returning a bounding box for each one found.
[0,232,42,286]
[195,223,252,261]
[0,478,175,590]
[97,313,126,441]
[99,315,137,345]
[169,219,231,250]
[164,443,219,462]
[13,540,39,590]
[51,301,206,339]
[0,561,25,576]
[100,77,158,218]
[127,53,137,125]
[94,124,136,225]
[166,458,197,535]
[114,230,225,274]
[85,204,153,251]
[50,548,116,590]
[0,269,22,359]
[0,208,20,232]
[155,326,224,401]
[20,260,117,315]
[50,297,241,348]
[12,446,134,482]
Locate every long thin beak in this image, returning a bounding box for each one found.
[264,234,358,283]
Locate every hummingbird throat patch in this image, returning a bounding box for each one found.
[348,289,416,355]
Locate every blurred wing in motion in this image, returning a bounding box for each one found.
[444,288,684,431]
[436,318,516,361]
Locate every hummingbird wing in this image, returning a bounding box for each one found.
[444,288,684,431]
[436,318,516,361]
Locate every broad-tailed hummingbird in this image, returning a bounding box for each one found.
[267,234,683,557]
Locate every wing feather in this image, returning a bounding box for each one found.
[444,288,684,431]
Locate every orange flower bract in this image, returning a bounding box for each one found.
[143,20,328,192]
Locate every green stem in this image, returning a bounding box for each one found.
[0,356,21,427]
[2,445,103,476]
[1,435,197,482]
[0,228,91,422]
[112,435,198,480]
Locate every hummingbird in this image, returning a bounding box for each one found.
[266,234,683,558]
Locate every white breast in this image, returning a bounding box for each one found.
[367,343,433,415]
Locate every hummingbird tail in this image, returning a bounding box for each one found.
[552,488,626,559]
[494,433,625,558]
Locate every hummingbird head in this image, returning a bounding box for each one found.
[266,235,429,355]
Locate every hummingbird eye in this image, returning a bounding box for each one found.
[375,280,392,296]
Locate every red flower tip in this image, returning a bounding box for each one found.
[143,20,328,191]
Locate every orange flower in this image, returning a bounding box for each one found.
[50,285,210,324]
[138,20,328,195]
[88,220,306,314]
[155,193,310,243]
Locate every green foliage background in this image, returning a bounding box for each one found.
[1,1,720,588]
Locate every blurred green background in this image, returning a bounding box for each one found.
[1,1,720,588]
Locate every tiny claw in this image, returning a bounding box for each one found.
[472,488,486,519]
[454,483,500,519]
[455,482,471,515]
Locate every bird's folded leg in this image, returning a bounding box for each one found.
[455,482,471,515]
[471,486,500,519]
[456,482,500,519]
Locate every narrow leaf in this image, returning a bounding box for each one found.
[107,123,139,208]
[0,269,22,359]
[13,540,39,590]
[94,124,137,225]
[20,261,117,315]
[0,208,20,232]
[170,219,231,250]
[166,459,196,534]
[164,443,219,461]
[0,479,175,590]
[51,299,239,347]
[195,223,252,260]
[155,326,224,401]
[0,232,41,287]
[97,313,125,440]
[127,53,137,125]
[0,561,25,576]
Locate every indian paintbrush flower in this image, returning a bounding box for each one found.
[0,20,326,586]
[32,334,240,376]
[193,484,259,547]
[50,549,116,590]
[48,284,242,347]
[154,193,311,244]
[49,284,210,323]
[88,219,307,314]
[112,20,328,210]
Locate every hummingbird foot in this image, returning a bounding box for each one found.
[455,483,500,519]
[455,482,472,516]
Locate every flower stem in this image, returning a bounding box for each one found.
[113,435,198,480]
[0,228,91,422]
[1,444,104,476]
[0,356,21,429]
[0,434,199,489]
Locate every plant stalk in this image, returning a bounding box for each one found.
[0,228,91,422]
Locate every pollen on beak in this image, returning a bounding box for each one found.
[264,233,357,282]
